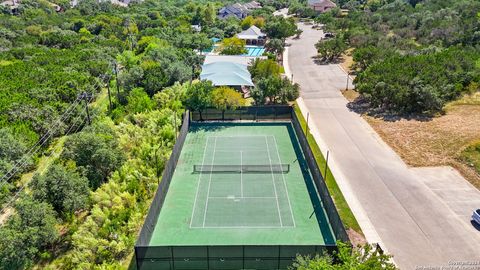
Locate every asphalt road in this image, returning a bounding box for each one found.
[287,23,480,269]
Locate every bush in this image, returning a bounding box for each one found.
[31,163,89,216]
[61,122,125,189]
[355,47,480,114]
[218,37,247,55]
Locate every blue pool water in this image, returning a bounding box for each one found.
[245,46,266,57]
[203,45,265,57]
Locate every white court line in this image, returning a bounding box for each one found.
[202,137,217,228]
[265,136,283,227]
[272,135,296,228]
[240,150,243,197]
[208,196,278,199]
[189,136,210,228]
[191,226,295,229]
[208,135,269,138]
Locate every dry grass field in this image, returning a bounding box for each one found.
[343,90,480,188]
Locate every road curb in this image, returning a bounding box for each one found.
[283,34,393,260]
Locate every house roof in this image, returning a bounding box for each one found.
[307,0,337,7]
[219,3,248,15]
[203,55,256,66]
[237,25,266,40]
[243,1,261,9]
[218,2,261,18]
[200,62,254,87]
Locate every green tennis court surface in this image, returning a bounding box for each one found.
[149,123,335,246]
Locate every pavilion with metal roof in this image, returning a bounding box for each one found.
[200,61,254,87]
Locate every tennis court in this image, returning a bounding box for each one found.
[149,123,335,247]
[190,135,295,228]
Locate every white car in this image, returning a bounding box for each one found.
[472,209,480,225]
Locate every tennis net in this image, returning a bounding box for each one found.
[193,164,290,174]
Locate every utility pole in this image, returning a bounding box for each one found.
[112,61,120,102]
[324,150,330,180]
[78,92,91,125]
[346,72,350,91]
[305,112,309,135]
[105,74,113,111]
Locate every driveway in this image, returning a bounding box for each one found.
[287,23,480,269]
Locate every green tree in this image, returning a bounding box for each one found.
[61,124,124,189]
[0,196,58,270]
[126,88,155,113]
[254,76,297,105]
[219,37,247,55]
[31,163,89,216]
[210,87,245,120]
[265,38,285,58]
[241,16,255,30]
[315,35,347,62]
[290,242,397,270]
[249,58,282,80]
[0,129,33,178]
[184,80,214,120]
[264,17,297,40]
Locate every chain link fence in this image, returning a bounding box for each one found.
[135,106,349,270]
[190,106,293,122]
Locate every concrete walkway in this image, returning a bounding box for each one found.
[286,23,480,269]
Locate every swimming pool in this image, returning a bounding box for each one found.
[204,45,266,57]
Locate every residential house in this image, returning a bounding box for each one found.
[0,0,19,14]
[236,25,266,46]
[243,1,261,10]
[307,0,336,13]
[191,24,202,32]
[218,1,262,20]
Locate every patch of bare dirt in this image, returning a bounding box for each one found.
[347,228,367,247]
[364,104,480,188]
[341,89,360,102]
[339,48,354,74]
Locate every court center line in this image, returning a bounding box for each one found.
[202,137,217,228]
[240,150,243,198]
[189,136,210,228]
[265,135,284,227]
[272,135,296,228]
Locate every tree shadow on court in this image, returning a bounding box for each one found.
[287,124,336,245]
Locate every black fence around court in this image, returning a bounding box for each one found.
[190,106,293,122]
[291,111,349,244]
[134,106,349,270]
[135,245,336,270]
[135,111,190,249]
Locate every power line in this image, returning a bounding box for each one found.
[0,94,101,216]
[0,108,90,216]
[0,98,82,183]
[0,78,105,184]
[0,77,107,217]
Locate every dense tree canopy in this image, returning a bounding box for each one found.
[0,0,302,269]
[320,0,480,114]
[31,163,89,216]
[291,242,397,270]
[61,122,124,189]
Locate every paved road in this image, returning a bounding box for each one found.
[287,23,480,269]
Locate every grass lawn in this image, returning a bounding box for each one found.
[293,103,364,244]
[461,141,480,176]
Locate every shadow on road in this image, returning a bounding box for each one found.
[311,55,343,65]
[345,97,434,122]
